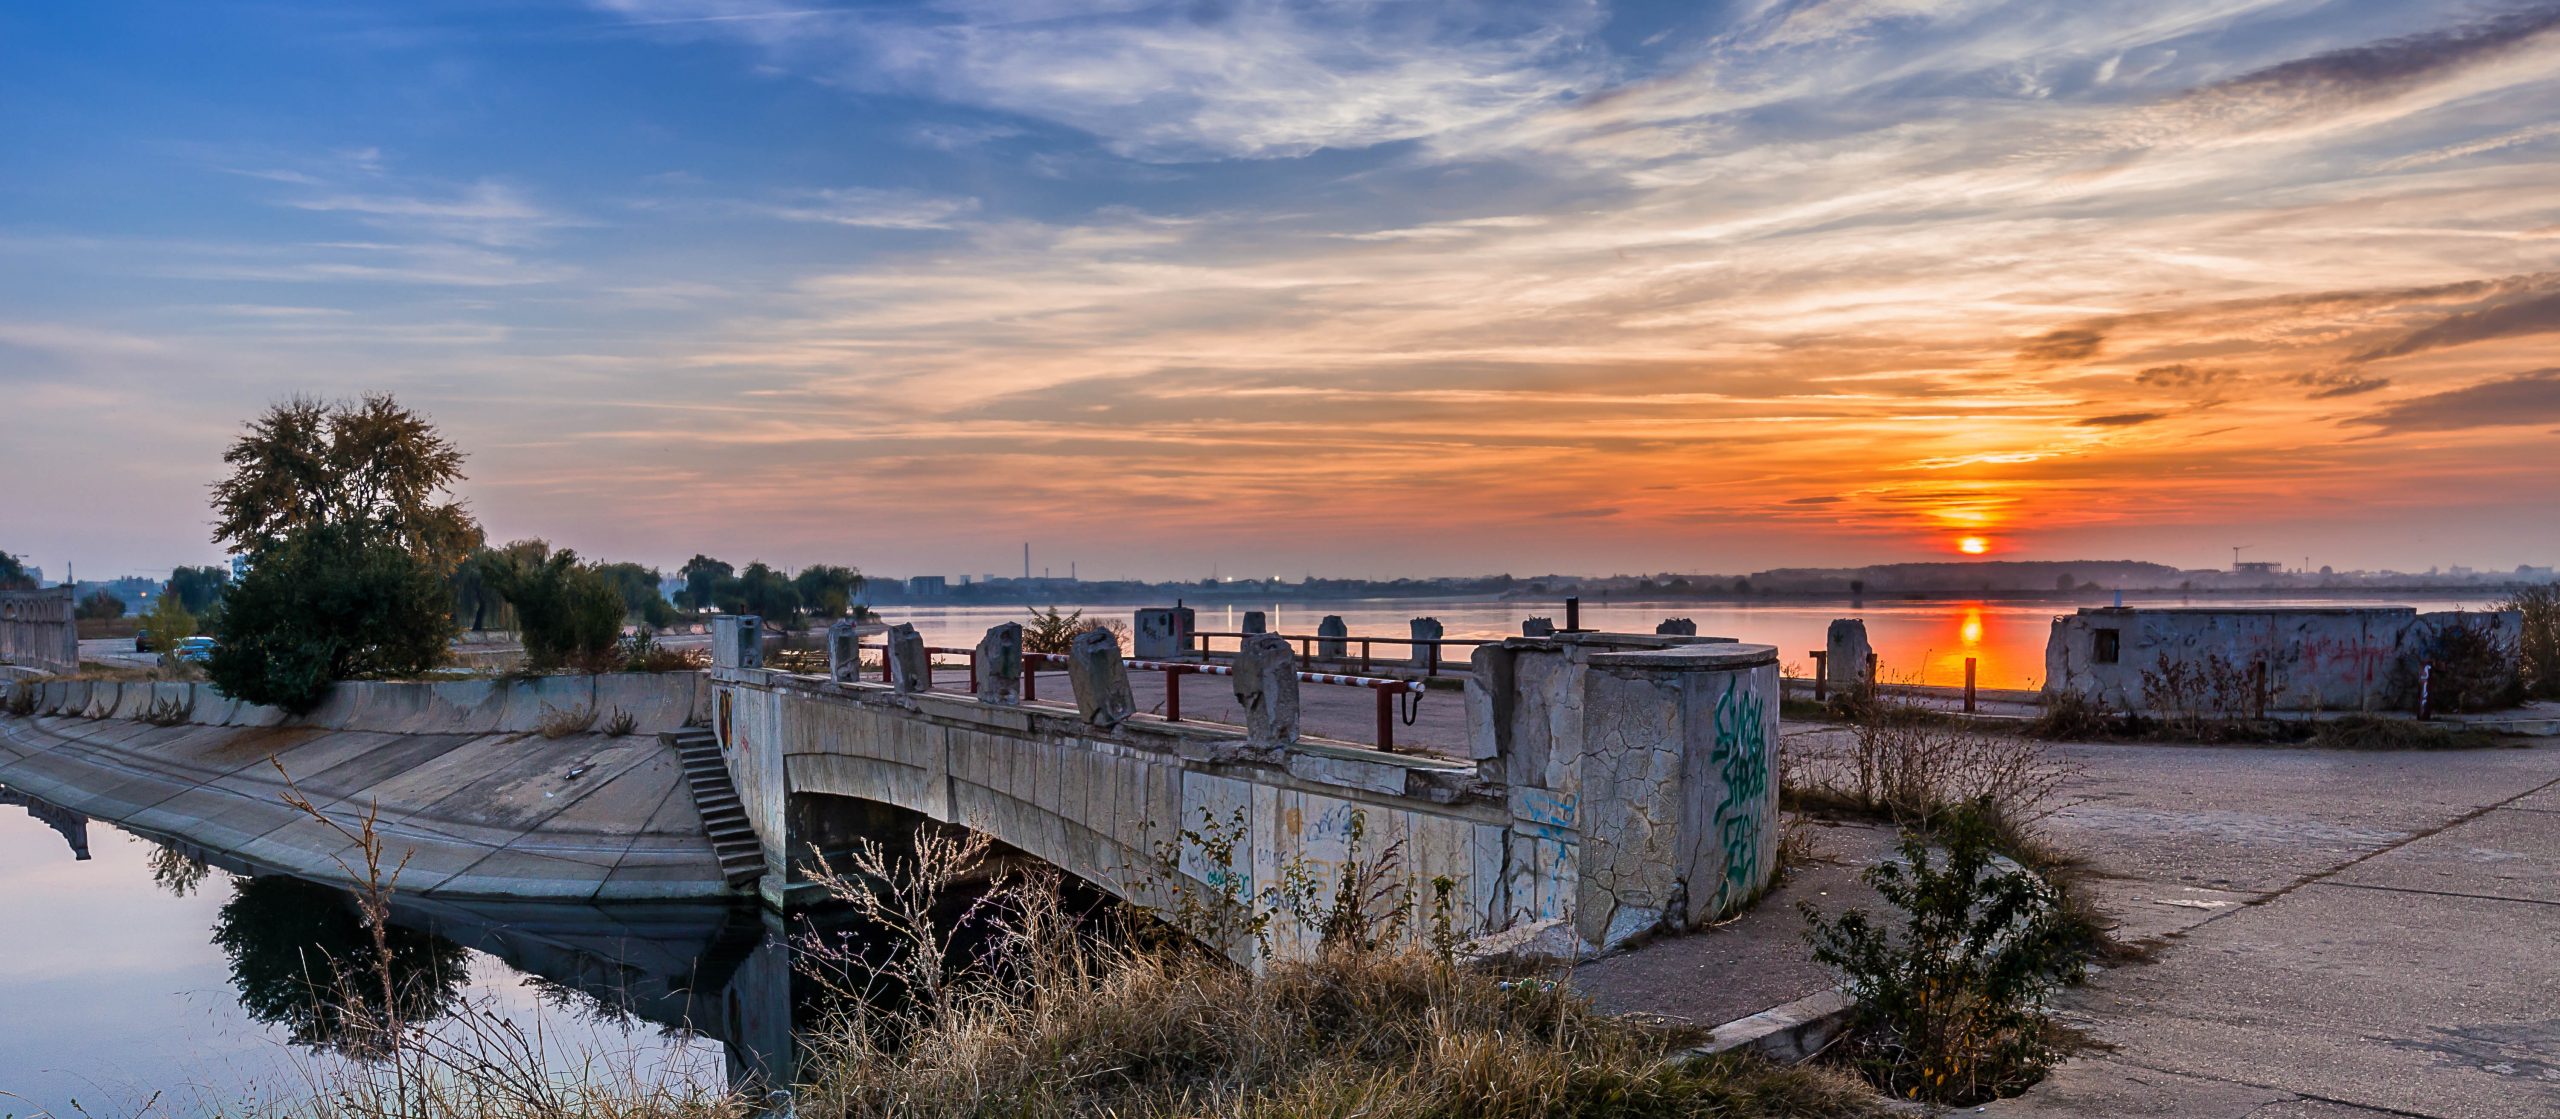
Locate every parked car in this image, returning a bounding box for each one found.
[136,628,152,652]
[173,636,216,665]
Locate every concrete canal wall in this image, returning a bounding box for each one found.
[0,673,725,900]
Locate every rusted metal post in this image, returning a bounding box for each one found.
[1023,658,1037,702]
[1426,641,1440,676]
[1374,685,1395,753]
[967,650,979,694]
[1964,657,1978,714]
[880,646,893,684]
[1164,666,1183,722]
[2251,661,2269,720]
[1867,652,1879,686]
[1811,651,1828,701]
[1565,596,1581,632]
[1360,638,1371,673]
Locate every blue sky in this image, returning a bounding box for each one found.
[5,1,2559,581]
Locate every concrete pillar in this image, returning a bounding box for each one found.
[1067,628,1136,727]
[1575,642,1781,950]
[1317,615,1348,659]
[1231,633,1300,749]
[825,620,860,684]
[1521,616,1555,637]
[1824,619,1872,687]
[1409,617,1443,668]
[712,615,763,670]
[1655,618,1696,636]
[1241,610,1268,635]
[885,623,931,693]
[976,622,1023,705]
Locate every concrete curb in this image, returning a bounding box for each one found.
[1683,987,1856,1064]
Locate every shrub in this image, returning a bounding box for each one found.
[2510,585,2560,700]
[600,707,637,737]
[75,589,127,620]
[2137,652,2270,741]
[2309,713,2506,751]
[2388,611,2522,714]
[535,703,597,738]
[1023,605,1129,655]
[490,550,628,672]
[3,685,36,718]
[1805,802,2088,1106]
[208,521,455,714]
[2025,690,2121,741]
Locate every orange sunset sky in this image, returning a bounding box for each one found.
[4,2,2558,579]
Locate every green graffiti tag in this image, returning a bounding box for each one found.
[1709,678,1770,911]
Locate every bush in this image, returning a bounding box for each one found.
[2137,652,2272,741]
[1785,705,2074,834]
[2388,611,2522,713]
[208,522,455,714]
[490,550,627,672]
[2025,690,2121,741]
[2511,586,2560,700]
[1023,605,1129,655]
[75,589,127,620]
[1805,802,2088,1106]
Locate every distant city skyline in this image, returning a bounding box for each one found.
[6,3,2560,578]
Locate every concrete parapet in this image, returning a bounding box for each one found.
[1577,643,1780,949]
[712,615,763,670]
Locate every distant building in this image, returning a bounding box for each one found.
[2233,561,2282,575]
[906,575,948,596]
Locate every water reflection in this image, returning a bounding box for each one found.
[2,784,91,858]
[212,874,473,1056]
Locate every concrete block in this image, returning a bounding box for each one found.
[1655,618,1697,636]
[1241,610,1267,634]
[1317,615,1348,658]
[826,620,861,684]
[1521,616,1555,637]
[1231,633,1300,749]
[976,622,1023,704]
[1066,628,1135,727]
[713,615,764,670]
[1824,619,1870,685]
[1409,617,1443,668]
[886,623,931,693]
[1132,607,1196,660]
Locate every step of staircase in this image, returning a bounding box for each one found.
[661,730,762,889]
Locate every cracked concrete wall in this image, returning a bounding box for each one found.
[1574,645,1779,951]
[2045,607,2524,712]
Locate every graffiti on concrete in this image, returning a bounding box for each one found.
[1708,678,1769,913]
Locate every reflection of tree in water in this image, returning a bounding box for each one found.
[211,875,468,1057]
[146,844,211,897]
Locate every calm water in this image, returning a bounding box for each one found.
[0,796,785,1116]
[874,593,2505,692]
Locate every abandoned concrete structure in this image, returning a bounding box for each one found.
[709,620,1782,960]
[2044,605,2524,713]
[0,587,79,675]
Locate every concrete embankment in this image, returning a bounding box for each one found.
[0,674,729,900]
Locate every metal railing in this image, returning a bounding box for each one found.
[1183,630,1493,677]
[850,642,1426,752]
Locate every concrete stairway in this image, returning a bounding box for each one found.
[666,730,764,889]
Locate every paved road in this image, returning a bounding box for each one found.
[1979,736,2560,1119]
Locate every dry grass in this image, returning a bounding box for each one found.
[1783,716,2076,836]
[533,703,596,739]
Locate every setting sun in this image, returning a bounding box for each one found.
[1958,537,1989,555]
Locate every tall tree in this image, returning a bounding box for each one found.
[736,561,799,622]
[210,395,482,572]
[678,554,733,612]
[487,549,627,671]
[594,561,676,628]
[168,565,231,613]
[0,551,29,590]
[793,564,865,618]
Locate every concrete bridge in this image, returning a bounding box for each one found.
[709,618,1784,958]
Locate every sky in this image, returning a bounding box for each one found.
[3,0,2559,582]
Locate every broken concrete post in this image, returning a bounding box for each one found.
[1067,627,1136,727]
[1409,617,1443,667]
[825,620,861,683]
[1133,607,1197,659]
[1656,618,1697,636]
[1317,615,1348,659]
[712,615,763,670]
[886,623,932,693]
[1521,616,1555,637]
[1241,610,1268,635]
[1576,642,1781,950]
[1231,633,1301,749]
[1824,619,1872,688]
[976,622,1023,705]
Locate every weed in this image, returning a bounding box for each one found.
[3,685,35,718]
[1023,605,1129,656]
[2138,652,2269,741]
[1784,712,2075,835]
[2309,713,2508,751]
[2509,585,2560,699]
[2025,690,2121,741]
[140,692,197,727]
[533,703,595,738]
[599,707,637,737]
[1805,801,2088,1106]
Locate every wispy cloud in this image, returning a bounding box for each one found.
[2350,367,2560,431]
[750,187,981,229]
